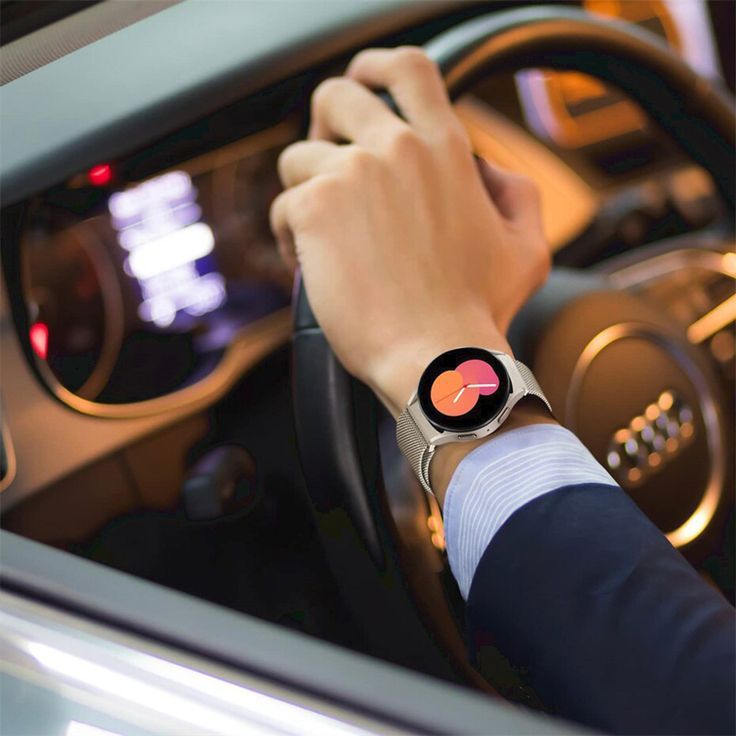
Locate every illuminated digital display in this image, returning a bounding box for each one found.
[108,171,226,327]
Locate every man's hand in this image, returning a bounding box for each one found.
[271,47,550,418]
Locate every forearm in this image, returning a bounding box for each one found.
[436,420,735,733]
[467,483,736,734]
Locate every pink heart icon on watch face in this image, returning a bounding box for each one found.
[430,358,500,416]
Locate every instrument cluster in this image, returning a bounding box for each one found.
[21,124,295,407]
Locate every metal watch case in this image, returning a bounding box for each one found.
[405,351,529,449]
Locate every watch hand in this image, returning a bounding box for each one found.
[452,387,466,404]
[434,387,463,403]
[435,383,496,404]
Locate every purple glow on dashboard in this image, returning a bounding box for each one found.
[108,171,225,328]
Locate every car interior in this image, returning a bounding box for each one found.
[1,0,734,717]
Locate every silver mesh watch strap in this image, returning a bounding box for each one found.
[515,360,552,412]
[396,359,550,495]
[396,408,435,495]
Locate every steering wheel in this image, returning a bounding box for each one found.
[291,6,735,690]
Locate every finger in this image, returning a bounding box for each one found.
[476,158,542,229]
[269,187,300,270]
[278,140,352,189]
[346,46,458,136]
[308,76,407,146]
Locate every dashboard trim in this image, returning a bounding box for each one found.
[39,308,291,419]
[0,1,456,207]
[0,531,578,736]
[0,420,18,495]
[64,223,127,401]
[607,246,736,287]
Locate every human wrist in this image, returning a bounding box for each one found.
[368,324,512,419]
[429,400,557,507]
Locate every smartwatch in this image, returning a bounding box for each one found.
[396,346,551,495]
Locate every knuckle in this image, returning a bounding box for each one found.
[300,175,342,220]
[311,77,346,114]
[269,190,291,234]
[348,48,375,71]
[396,46,435,75]
[344,146,375,176]
[268,192,283,229]
[276,141,303,181]
[386,124,423,158]
[276,149,290,181]
[437,120,470,152]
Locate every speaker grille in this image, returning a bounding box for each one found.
[1,0,180,86]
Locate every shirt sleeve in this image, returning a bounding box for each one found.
[442,423,617,598]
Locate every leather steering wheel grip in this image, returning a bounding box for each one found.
[424,5,734,209]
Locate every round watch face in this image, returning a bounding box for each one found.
[418,347,511,432]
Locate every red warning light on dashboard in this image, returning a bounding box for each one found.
[88,163,112,186]
[30,322,49,360]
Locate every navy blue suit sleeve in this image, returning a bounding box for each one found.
[466,483,736,735]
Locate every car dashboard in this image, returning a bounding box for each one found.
[0,0,733,664]
[17,121,293,408]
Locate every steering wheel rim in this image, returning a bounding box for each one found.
[427,5,734,209]
[291,5,736,687]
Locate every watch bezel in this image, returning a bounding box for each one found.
[416,347,512,433]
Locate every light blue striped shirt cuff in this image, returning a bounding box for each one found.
[443,424,617,599]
